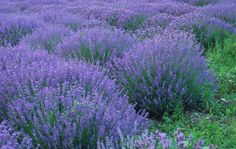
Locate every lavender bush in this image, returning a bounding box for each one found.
[112,31,216,118]
[56,27,138,65]
[36,10,105,31]
[0,46,119,119]
[20,25,72,53]
[0,14,41,47]
[7,83,149,148]
[135,13,175,39]
[0,120,32,149]
[200,1,236,27]
[167,12,235,49]
[0,1,30,14]
[175,0,219,6]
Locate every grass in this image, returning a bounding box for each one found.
[153,34,236,148]
[152,111,236,148]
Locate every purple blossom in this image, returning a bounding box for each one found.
[20,25,72,53]
[174,129,187,149]
[0,120,32,149]
[0,14,42,47]
[35,10,105,31]
[134,13,175,39]
[7,82,150,148]
[56,27,138,65]
[0,46,118,119]
[167,12,235,34]
[174,0,219,6]
[200,1,236,27]
[112,30,216,118]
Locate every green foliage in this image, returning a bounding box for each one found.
[153,112,236,149]
[44,36,64,53]
[207,35,236,95]
[70,45,111,65]
[108,16,119,27]
[193,25,231,51]
[195,0,218,6]
[0,27,34,47]
[123,15,146,32]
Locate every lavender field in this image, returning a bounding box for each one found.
[0,0,236,148]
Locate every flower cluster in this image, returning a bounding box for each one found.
[175,0,219,6]
[0,46,150,148]
[112,31,216,118]
[20,25,72,53]
[0,120,32,149]
[8,83,149,148]
[56,27,138,65]
[200,1,236,27]
[35,10,105,31]
[0,14,41,46]
[0,46,118,118]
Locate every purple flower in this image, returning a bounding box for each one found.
[7,82,150,148]
[20,25,72,53]
[112,30,216,118]
[200,1,236,27]
[0,120,32,149]
[0,14,42,47]
[56,27,138,65]
[35,10,105,31]
[0,45,121,119]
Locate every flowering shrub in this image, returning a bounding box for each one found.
[135,13,175,39]
[0,45,150,148]
[36,10,105,31]
[175,0,219,6]
[56,27,137,65]
[112,31,216,118]
[0,1,29,14]
[0,46,119,119]
[167,12,235,50]
[0,120,32,149]
[7,83,149,148]
[200,1,236,27]
[20,25,72,53]
[0,14,41,47]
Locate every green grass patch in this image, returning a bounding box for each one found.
[193,25,231,51]
[152,111,236,148]
[123,15,146,32]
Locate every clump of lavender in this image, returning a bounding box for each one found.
[20,25,72,53]
[56,27,138,65]
[0,120,32,149]
[167,12,235,33]
[98,129,217,149]
[174,0,219,6]
[36,10,105,31]
[0,14,41,47]
[0,46,120,120]
[200,1,236,27]
[135,13,175,39]
[166,12,235,49]
[0,1,29,14]
[112,31,216,119]
[7,82,150,148]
